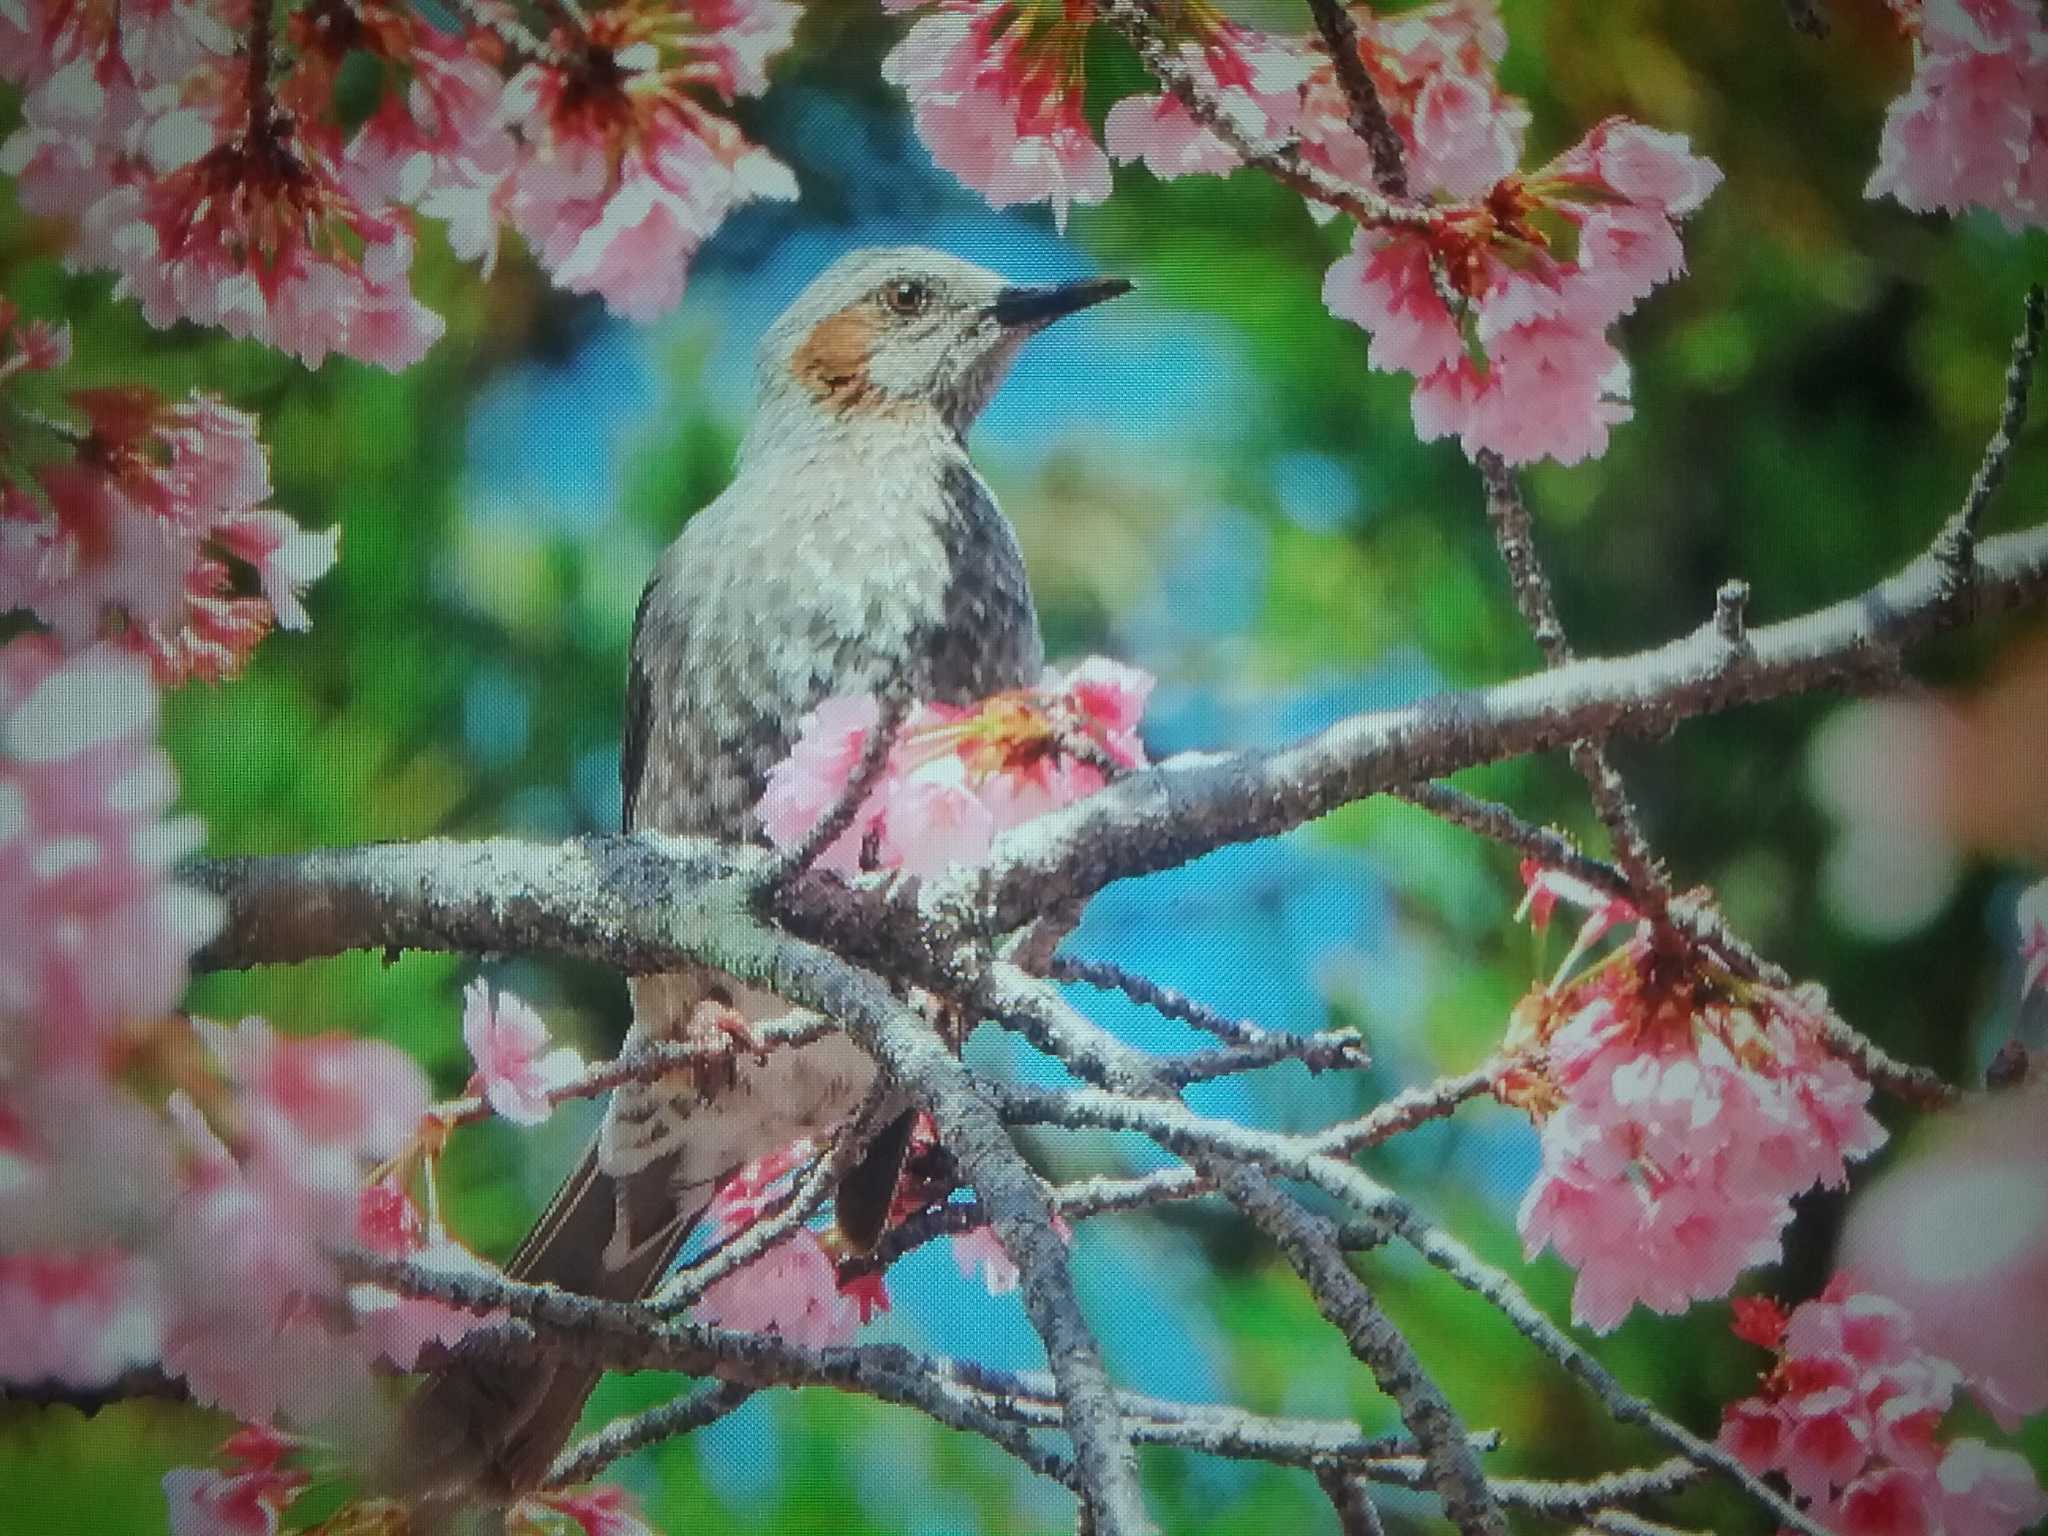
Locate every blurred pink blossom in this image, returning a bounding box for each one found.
[883,1,1109,229]
[0,387,337,684]
[0,1249,162,1389]
[1868,0,2047,231]
[0,639,219,1050]
[1840,1080,2048,1430]
[497,3,798,320]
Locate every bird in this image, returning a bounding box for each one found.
[401,245,1131,1507]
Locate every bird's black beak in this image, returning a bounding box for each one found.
[986,275,1133,330]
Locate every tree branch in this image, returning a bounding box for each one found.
[1934,282,2045,593]
[1303,0,1409,196]
[188,519,2048,981]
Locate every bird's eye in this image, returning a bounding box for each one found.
[880,279,932,317]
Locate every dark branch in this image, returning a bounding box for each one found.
[1304,0,1409,196]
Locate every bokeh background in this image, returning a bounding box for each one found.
[3,0,2046,1530]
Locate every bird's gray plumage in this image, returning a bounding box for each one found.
[401,246,1123,1509]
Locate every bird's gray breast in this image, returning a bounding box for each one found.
[622,448,1043,840]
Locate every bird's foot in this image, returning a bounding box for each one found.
[688,999,768,1064]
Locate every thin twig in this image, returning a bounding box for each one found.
[981,967,1507,1536]
[1096,0,1432,232]
[1394,783,1631,902]
[433,1014,835,1127]
[1935,283,2046,592]
[1047,953,1369,1076]
[545,1381,753,1487]
[1304,0,1409,196]
[1475,453,1678,919]
[763,695,908,897]
[1318,1467,1389,1535]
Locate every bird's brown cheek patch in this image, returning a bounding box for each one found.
[793,307,882,410]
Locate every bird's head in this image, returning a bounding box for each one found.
[752,246,1131,440]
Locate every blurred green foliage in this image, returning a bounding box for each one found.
[2,0,2045,1531]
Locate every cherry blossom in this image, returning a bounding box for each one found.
[951,1224,1021,1295]
[693,1227,862,1347]
[0,0,234,92]
[162,1427,313,1536]
[117,87,444,368]
[0,1249,162,1388]
[1104,18,1311,180]
[349,1176,500,1370]
[511,1483,660,1536]
[1867,0,2047,232]
[1,4,445,369]
[283,0,518,275]
[1298,0,1529,200]
[0,638,219,1050]
[0,385,338,684]
[756,657,1153,877]
[1323,117,1721,465]
[883,1,1110,230]
[1719,1277,2047,1536]
[496,1,800,320]
[1502,873,1883,1331]
[461,978,584,1125]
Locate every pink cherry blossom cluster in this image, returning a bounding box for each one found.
[161,1423,658,1536]
[0,1013,440,1417]
[687,667,1154,1346]
[882,0,1110,230]
[162,1425,308,1536]
[1503,866,1885,1332]
[1296,0,1528,201]
[0,0,799,361]
[1323,116,1722,465]
[757,656,1152,877]
[0,636,454,1412]
[491,0,800,320]
[1718,1282,2048,1536]
[0,338,337,685]
[884,0,1313,227]
[0,638,219,1056]
[691,1137,877,1347]
[1868,0,2047,232]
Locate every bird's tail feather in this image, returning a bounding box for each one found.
[398,1138,706,1508]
